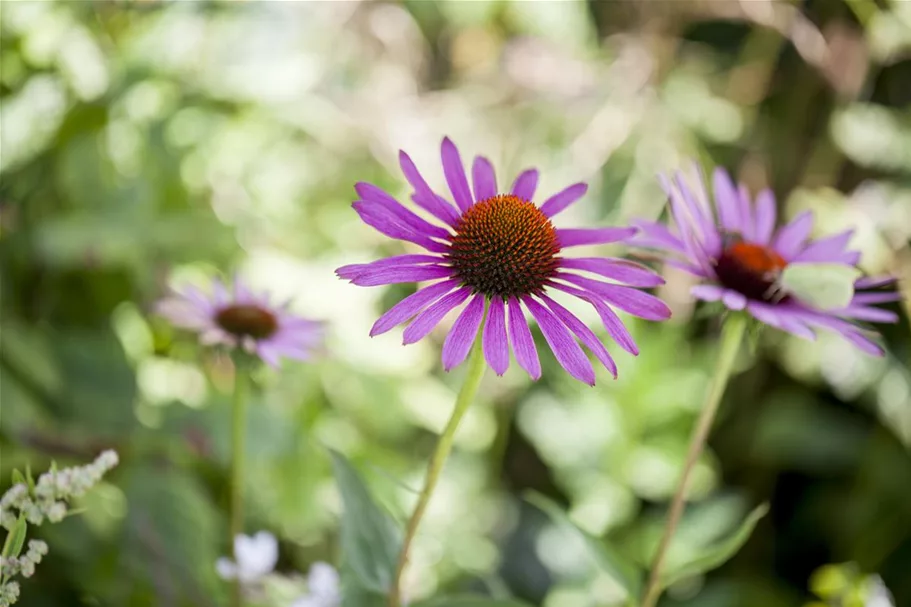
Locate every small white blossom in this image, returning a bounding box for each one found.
[290,562,341,607]
[0,581,20,607]
[867,576,895,607]
[216,531,278,585]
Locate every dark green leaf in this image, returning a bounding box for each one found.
[660,502,769,588]
[526,491,642,600]
[329,450,401,593]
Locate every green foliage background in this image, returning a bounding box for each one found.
[1,1,909,606]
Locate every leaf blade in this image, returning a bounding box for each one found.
[329,450,402,593]
[526,491,642,600]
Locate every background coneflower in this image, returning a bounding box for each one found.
[158,276,322,607]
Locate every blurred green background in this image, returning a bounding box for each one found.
[1,1,910,606]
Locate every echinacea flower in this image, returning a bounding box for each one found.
[157,277,322,367]
[337,138,671,384]
[216,531,278,585]
[632,166,900,354]
[290,562,341,607]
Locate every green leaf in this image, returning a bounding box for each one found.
[11,470,26,487]
[329,450,401,594]
[526,491,642,601]
[25,465,35,492]
[2,514,28,559]
[341,575,388,607]
[660,502,769,588]
[413,596,535,607]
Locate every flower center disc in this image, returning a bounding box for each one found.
[448,194,560,299]
[215,304,278,339]
[714,241,787,302]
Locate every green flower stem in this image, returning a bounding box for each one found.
[641,313,747,607]
[390,310,488,607]
[230,361,249,607]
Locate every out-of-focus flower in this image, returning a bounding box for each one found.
[215,531,278,585]
[337,137,671,385]
[633,166,900,354]
[157,277,323,368]
[289,562,341,607]
[866,575,895,607]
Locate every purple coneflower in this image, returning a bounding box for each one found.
[337,137,670,385]
[633,166,900,354]
[157,277,323,367]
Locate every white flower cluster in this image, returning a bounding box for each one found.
[0,450,119,607]
[0,450,119,530]
[0,541,48,579]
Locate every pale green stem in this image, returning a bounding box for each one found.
[641,313,747,607]
[389,311,488,607]
[230,363,249,607]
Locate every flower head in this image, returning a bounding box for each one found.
[633,166,901,354]
[290,562,341,607]
[216,531,278,585]
[337,138,671,384]
[157,277,323,368]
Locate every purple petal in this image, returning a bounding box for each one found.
[665,258,712,277]
[441,137,473,213]
[855,276,897,290]
[558,258,665,287]
[747,302,816,340]
[690,284,726,302]
[793,230,854,263]
[511,169,539,201]
[798,312,884,355]
[370,279,461,336]
[834,305,899,323]
[737,184,755,241]
[713,168,742,234]
[472,156,497,202]
[772,211,814,260]
[156,298,213,330]
[256,344,282,368]
[350,265,454,287]
[548,282,639,355]
[441,295,486,371]
[354,183,452,240]
[507,297,540,379]
[403,287,472,345]
[722,290,747,310]
[539,183,588,218]
[752,189,777,245]
[523,296,595,385]
[556,227,638,248]
[671,171,722,256]
[399,150,461,226]
[556,274,672,321]
[483,297,509,376]
[352,202,450,253]
[539,294,617,377]
[852,291,902,305]
[336,254,443,280]
[630,220,687,255]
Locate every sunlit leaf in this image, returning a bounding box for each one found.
[526,491,642,601]
[660,502,769,589]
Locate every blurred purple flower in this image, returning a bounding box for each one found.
[337,137,671,385]
[633,166,900,355]
[157,277,322,367]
